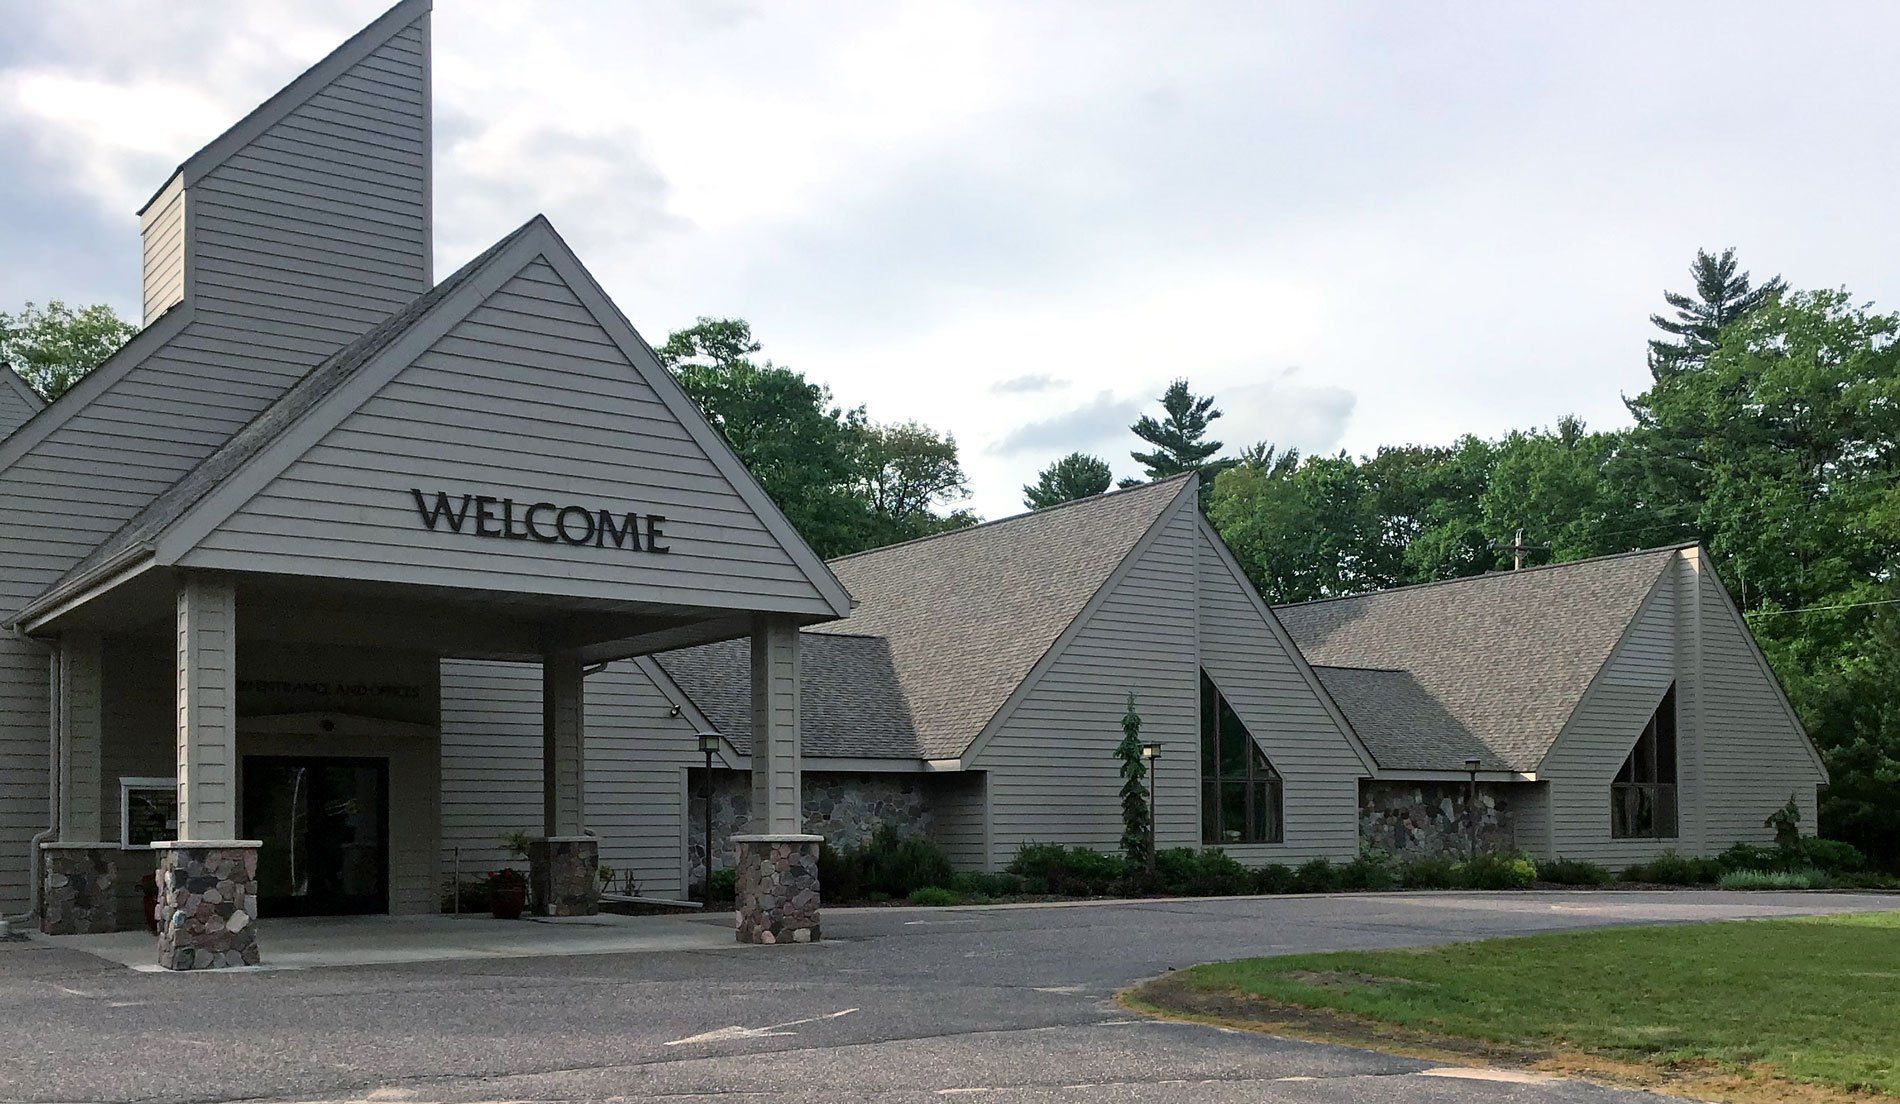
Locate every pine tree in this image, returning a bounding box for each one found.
[1114,693,1152,864]
[1023,452,1113,510]
[1123,378,1225,486]
[1648,247,1785,378]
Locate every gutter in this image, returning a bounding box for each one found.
[10,546,156,635]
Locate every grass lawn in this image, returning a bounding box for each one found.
[1127,911,1900,1101]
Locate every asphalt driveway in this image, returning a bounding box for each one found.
[2,889,1893,1103]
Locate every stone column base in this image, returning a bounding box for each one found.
[733,833,821,944]
[40,843,119,935]
[154,842,261,970]
[528,836,599,917]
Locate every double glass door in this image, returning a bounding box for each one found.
[241,756,389,916]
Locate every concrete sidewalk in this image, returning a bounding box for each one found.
[39,910,740,971]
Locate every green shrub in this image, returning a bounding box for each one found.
[817,843,865,902]
[1292,858,1339,893]
[1620,851,1722,885]
[1536,857,1614,886]
[1005,843,1128,896]
[906,886,959,906]
[1457,854,1538,890]
[1800,838,1866,874]
[1338,850,1402,891]
[950,871,1027,898]
[1400,857,1459,889]
[1716,842,1786,873]
[706,868,737,902]
[861,825,956,898]
[1251,863,1297,895]
[1718,867,1830,890]
[1154,847,1250,896]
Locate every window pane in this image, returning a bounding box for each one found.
[1261,780,1284,843]
[1220,781,1248,844]
[1218,699,1248,778]
[1655,686,1678,784]
[1200,672,1218,777]
[1201,781,1220,844]
[1656,784,1679,839]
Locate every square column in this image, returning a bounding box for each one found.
[43,633,120,935]
[533,649,597,916]
[160,573,260,970]
[735,614,820,944]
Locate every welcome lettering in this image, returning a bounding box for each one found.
[409,489,670,553]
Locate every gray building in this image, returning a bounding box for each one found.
[2,2,1827,966]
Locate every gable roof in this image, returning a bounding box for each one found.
[655,633,924,759]
[16,216,853,628]
[0,363,45,437]
[1275,546,1684,773]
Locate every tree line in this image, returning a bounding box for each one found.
[7,246,1895,862]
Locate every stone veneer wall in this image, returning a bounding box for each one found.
[39,846,118,934]
[734,836,820,944]
[155,845,260,970]
[527,836,598,916]
[1359,781,1516,860]
[689,771,931,893]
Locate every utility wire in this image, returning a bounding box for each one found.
[1744,597,1900,617]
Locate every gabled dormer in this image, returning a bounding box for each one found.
[135,0,432,366]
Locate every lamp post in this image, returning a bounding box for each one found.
[1140,742,1162,873]
[1463,756,1482,861]
[697,732,720,904]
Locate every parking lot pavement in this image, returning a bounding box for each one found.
[2,889,1893,1103]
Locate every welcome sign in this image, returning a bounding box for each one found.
[410,489,671,553]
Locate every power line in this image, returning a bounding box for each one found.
[1745,597,1900,617]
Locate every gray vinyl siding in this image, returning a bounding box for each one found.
[1690,562,1824,846]
[439,658,703,901]
[0,377,38,442]
[140,173,186,325]
[1540,553,1822,867]
[181,258,833,614]
[1513,781,1552,859]
[0,13,432,910]
[926,772,988,869]
[972,498,1199,863]
[185,15,429,343]
[1196,526,1365,864]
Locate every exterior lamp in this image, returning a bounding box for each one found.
[696,732,721,903]
[1140,742,1162,872]
[1463,756,1483,861]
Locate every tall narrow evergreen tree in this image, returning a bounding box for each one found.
[1114,694,1152,865]
[1123,378,1224,485]
[1647,247,1785,378]
[1023,451,1113,509]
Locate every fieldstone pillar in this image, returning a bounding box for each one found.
[159,573,261,969]
[43,633,118,935]
[532,649,597,916]
[735,615,820,944]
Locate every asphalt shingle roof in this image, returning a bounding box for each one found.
[655,633,922,758]
[1274,546,1684,772]
[655,475,1194,760]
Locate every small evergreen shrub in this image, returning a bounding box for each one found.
[1620,851,1722,885]
[1005,843,1128,896]
[1400,857,1459,889]
[1536,858,1614,886]
[950,871,1027,898]
[1251,863,1297,895]
[1715,842,1786,873]
[706,868,737,902]
[906,886,959,906]
[1292,858,1339,893]
[1718,867,1830,890]
[1457,854,1538,890]
[861,825,956,898]
[1799,838,1865,874]
[1155,847,1250,896]
[1338,850,1402,891]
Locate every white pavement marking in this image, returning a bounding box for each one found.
[1419,1067,1563,1084]
[905,918,980,925]
[663,1007,859,1046]
[1032,985,1085,994]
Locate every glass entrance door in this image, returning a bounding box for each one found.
[241,756,389,916]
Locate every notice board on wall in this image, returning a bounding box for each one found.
[120,778,177,848]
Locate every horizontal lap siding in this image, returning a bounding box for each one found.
[1543,562,1678,867]
[975,501,1199,866]
[141,174,186,325]
[439,659,701,900]
[1692,566,1823,845]
[926,773,988,869]
[0,383,36,441]
[1198,529,1363,865]
[185,259,831,613]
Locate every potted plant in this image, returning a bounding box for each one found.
[489,868,528,920]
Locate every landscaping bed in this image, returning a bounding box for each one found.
[1124,911,1900,1103]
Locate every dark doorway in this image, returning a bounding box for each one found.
[241,756,389,916]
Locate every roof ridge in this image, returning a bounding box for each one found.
[1273,542,1693,612]
[1311,663,1409,673]
[825,472,1195,566]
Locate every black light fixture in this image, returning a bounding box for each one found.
[1140,742,1162,873]
[1463,756,1483,861]
[697,732,721,903]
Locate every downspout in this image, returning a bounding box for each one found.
[5,640,58,926]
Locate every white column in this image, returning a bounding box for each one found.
[749,615,802,834]
[542,649,586,838]
[176,574,238,841]
[56,632,105,842]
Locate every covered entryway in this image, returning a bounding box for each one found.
[242,755,390,917]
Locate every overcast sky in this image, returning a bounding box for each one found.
[4,2,1897,519]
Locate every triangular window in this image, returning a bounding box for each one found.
[1200,671,1283,844]
[1611,685,1679,839]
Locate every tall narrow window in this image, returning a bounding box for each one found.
[1200,671,1283,844]
[1611,685,1679,839]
